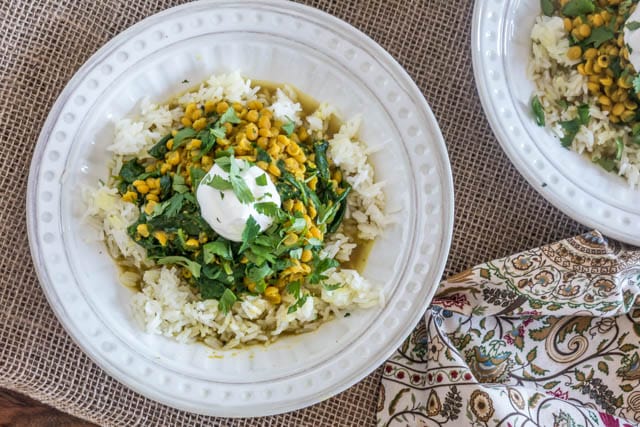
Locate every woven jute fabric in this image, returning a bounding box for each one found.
[0,0,588,425]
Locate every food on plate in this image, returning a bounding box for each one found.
[85,72,387,349]
[528,0,640,186]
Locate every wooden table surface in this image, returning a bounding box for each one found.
[0,388,95,427]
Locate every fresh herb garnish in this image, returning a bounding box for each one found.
[229,157,255,204]
[309,257,339,284]
[616,137,624,161]
[239,215,261,253]
[219,107,241,125]
[118,159,145,183]
[562,0,595,17]
[531,96,545,127]
[323,283,343,291]
[203,241,233,263]
[577,104,590,126]
[287,295,308,314]
[596,157,617,172]
[541,0,554,16]
[172,174,189,194]
[156,256,201,278]
[627,21,640,31]
[256,174,268,186]
[559,119,581,147]
[218,288,237,314]
[584,25,615,47]
[282,118,296,136]
[171,127,197,150]
[207,175,234,191]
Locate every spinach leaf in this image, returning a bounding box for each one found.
[314,140,331,183]
[147,134,172,159]
[562,0,595,17]
[118,159,145,183]
[159,175,172,199]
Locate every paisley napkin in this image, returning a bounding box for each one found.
[377,231,640,426]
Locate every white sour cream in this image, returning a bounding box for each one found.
[196,159,281,242]
[624,7,640,72]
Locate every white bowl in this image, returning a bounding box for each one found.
[27,0,453,416]
[473,0,640,244]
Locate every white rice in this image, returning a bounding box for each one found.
[87,72,387,348]
[529,16,640,187]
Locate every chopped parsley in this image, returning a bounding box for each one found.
[531,96,545,126]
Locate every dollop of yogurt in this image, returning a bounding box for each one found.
[624,7,640,72]
[196,159,281,242]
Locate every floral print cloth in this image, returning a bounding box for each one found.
[377,231,640,426]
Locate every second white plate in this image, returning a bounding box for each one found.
[472,0,640,244]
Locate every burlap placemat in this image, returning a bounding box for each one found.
[0,0,588,425]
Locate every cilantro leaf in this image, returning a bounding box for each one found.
[210,125,226,139]
[172,174,189,194]
[203,241,232,263]
[207,175,233,191]
[162,193,185,218]
[596,157,617,172]
[577,104,590,125]
[219,107,241,125]
[616,137,624,161]
[254,202,285,219]
[531,96,545,127]
[323,283,344,291]
[229,157,255,204]
[287,216,307,233]
[559,118,581,147]
[285,281,302,299]
[541,0,554,16]
[190,167,206,191]
[289,248,303,259]
[218,288,237,314]
[156,256,201,278]
[282,118,295,136]
[633,74,640,93]
[584,25,614,48]
[562,0,595,17]
[627,21,640,31]
[309,257,339,284]
[255,174,268,186]
[287,295,309,314]
[239,215,261,253]
[247,263,272,284]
